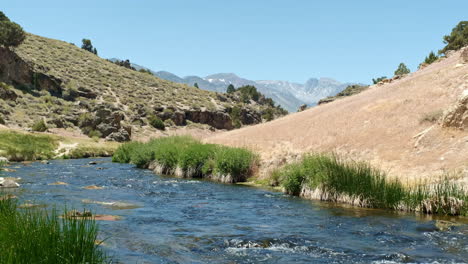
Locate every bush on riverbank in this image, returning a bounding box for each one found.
[113,136,257,183]
[0,131,58,161]
[271,154,468,216]
[0,198,108,263]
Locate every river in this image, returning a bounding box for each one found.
[3,158,467,263]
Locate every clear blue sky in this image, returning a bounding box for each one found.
[3,0,467,84]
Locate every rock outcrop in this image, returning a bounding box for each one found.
[0,177,20,188]
[442,90,468,130]
[186,109,234,130]
[0,47,63,97]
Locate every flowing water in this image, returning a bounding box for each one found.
[2,158,468,263]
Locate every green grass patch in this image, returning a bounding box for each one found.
[67,145,115,159]
[112,136,257,183]
[0,131,58,161]
[272,154,468,216]
[0,198,108,263]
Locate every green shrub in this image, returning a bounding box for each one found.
[87,129,102,139]
[31,120,48,132]
[148,115,165,130]
[372,76,387,84]
[0,198,108,263]
[0,115,5,125]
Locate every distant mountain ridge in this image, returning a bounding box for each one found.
[127,61,361,112]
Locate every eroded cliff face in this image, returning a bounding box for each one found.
[443,90,468,130]
[0,47,63,97]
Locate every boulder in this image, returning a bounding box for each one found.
[0,177,20,188]
[186,110,233,130]
[0,84,18,101]
[240,108,261,125]
[442,90,468,130]
[96,123,119,137]
[76,86,97,99]
[0,157,9,163]
[106,128,131,142]
[171,111,186,126]
[462,47,468,63]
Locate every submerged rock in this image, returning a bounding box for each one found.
[435,220,463,231]
[19,203,47,209]
[63,210,121,221]
[64,210,93,218]
[48,181,68,185]
[83,185,104,190]
[82,199,141,210]
[0,194,17,200]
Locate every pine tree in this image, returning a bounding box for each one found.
[81,39,98,55]
[226,84,236,93]
[394,63,410,76]
[424,51,438,64]
[439,21,468,55]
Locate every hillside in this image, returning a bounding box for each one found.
[206,48,468,184]
[129,64,356,112]
[0,33,286,141]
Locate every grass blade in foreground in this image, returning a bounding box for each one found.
[0,198,109,264]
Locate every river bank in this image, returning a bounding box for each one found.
[113,136,468,216]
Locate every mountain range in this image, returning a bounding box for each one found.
[127,61,361,112]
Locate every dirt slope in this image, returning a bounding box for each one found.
[207,49,468,184]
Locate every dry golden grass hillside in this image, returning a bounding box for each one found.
[207,48,468,185]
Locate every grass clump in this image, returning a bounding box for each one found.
[0,131,58,161]
[113,136,257,183]
[272,154,468,216]
[0,198,108,263]
[31,120,48,132]
[420,110,443,124]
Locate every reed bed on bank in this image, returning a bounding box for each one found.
[112,136,257,183]
[271,154,467,216]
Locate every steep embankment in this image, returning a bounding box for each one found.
[207,48,468,184]
[0,34,284,142]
